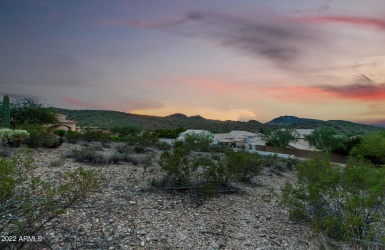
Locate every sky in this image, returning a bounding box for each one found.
[1,0,385,126]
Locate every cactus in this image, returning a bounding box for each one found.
[2,95,10,128]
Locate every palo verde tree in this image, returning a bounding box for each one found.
[351,130,385,165]
[10,98,58,126]
[281,154,385,245]
[265,128,299,151]
[305,126,342,152]
[0,148,106,249]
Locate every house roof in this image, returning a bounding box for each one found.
[229,130,260,137]
[214,133,244,143]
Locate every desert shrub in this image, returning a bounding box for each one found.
[128,130,159,147]
[183,132,214,152]
[130,155,148,165]
[134,145,145,153]
[50,157,65,167]
[79,128,110,142]
[110,135,121,141]
[0,128,30,147]
[101,142,111,149]
[225,151,261,182]
[64,130,79,143]
[156,141,172,150]
[260,154,293,172]
[109,124,141,136]
[109,152,125,164]
[156,145,252,198]
[89,142,104,151]
[71,147,108,165]
[351,130,385,165]
[53,129,66,137]
[0,148,105,249]
[115,144,132,154]
[158,147,195,187]
[281,153,385,244]
[20,124,62,148]
[0,144,12,157]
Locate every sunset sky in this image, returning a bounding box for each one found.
[1,0,385,125]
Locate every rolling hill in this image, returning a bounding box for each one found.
[56,109,383,135]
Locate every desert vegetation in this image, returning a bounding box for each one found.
[1,96,385,248]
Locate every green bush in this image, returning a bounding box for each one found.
[225,151,261,182]
[20,125,62,148]
[351,130,385,165]
[281,153,385,244]
[65,130,79,143]
[0,128,30,147]
[109,124,141,136]
[53,129,66,137]
[154,127,185,139]
[71,147,108,165]
[183,132,214,152]
[79,128,110,142]
[156,145,260,199]
[156,141,172,150]
[0,148,105,249]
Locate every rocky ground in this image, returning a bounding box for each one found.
[25,142,346,250]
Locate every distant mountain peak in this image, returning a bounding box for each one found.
[166,113,188,119]
[267,115,322,126]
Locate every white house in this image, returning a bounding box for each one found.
[213,133,244,147]
[216,130,266,149]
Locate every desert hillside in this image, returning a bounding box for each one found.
[26,141,340,249]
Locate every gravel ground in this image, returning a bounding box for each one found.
[24,142,345,249]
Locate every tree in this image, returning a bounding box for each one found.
[183,132,214,152]
[0,148,105,249]
[11,98,58,126]
[265,128,299,150]
[351,130,385,164]
[281,154,385,244]
[305,126,342,152]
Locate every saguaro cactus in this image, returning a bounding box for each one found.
[2,95,10,128]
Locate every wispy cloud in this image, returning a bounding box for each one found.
[113,10,324,69]
[295,16,385,30]
[264,75,385,103]
[319,75,385,101]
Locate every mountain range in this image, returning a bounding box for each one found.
[57,109,383,135]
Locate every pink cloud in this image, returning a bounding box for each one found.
[263,86,332,103]
[294,16,385,30]
[319,75,385,101]
[123,100,164,112]
[62,96,102,109]
[264,75,385,103]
